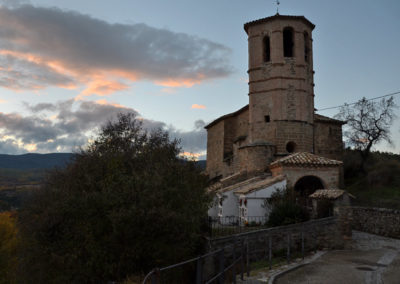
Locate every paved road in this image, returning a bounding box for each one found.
[274,231,400,284]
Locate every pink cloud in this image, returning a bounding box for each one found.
[191,104,206,109]
[0,5,232,96]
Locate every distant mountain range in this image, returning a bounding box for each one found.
[0,153,206,210]
[0,153,75,170]
[0,153,206,170]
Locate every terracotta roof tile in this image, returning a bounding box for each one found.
[233,174,286,195]
[205,105,248,129]
[270,152,342,168]
[309,189,355,200]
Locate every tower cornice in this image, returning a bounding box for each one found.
[244,14,315,34]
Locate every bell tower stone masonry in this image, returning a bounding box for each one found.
[245,15,315,155]
[205,14,344,181]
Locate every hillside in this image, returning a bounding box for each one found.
[343,149,400,209]
[0,153,74,170]
[0,153,74,210]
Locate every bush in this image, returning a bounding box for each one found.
[265,187,309,227]
[267,201,309,227]
[0,211,18,284]
[367,159,400,187]
[17,113,211,283]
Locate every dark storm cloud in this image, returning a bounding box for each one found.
[0,100,207,155]
[168,120,206,153]
[0,4,232,92]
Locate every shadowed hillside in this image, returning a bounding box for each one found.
[0,153,74,169]
[0,153,74,210]
[344,149,400,209]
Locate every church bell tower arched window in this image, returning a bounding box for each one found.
[304,31,310,62]
[283,27,294,57]
[263,36,271,62]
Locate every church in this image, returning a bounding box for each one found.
[206,14,345,221]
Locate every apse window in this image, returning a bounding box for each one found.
[286,141,296,153]
[283,27,294,57]
[264,115,270,123]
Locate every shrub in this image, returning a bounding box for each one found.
[265,187,309,227]
[267,201,309,227]
[0,211,18,284]
[17,113,211,283]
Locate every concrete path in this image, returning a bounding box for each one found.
[239,231,400,284]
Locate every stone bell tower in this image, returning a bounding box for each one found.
[244,14,315,156]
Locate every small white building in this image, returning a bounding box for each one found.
[235,175,286,224]
[208,174,286,225]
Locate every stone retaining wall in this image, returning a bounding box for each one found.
[351,206,400,239]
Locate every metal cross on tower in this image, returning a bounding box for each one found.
[276,0,280,14]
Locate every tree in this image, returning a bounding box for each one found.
[0,211,18,284]
[18,113,210,283]
[265,187,309,227]
[336,97,397,172]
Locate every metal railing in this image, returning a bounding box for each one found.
[142,238,247,284]
[209,216,268,237]
[143,217,337,284]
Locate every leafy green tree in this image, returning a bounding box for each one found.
[17,113,210,283]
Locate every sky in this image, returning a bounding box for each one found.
[0,0,399,158]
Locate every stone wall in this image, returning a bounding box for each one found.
[209,217,346,262]
[351,206,400,239]
[270,165,341,189]
[314,120,343,161]
[206,120,224,179]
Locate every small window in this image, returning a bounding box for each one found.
[283,27,294,57]
[263,36,271,62]
[286,141,296,153]
[304,32,310,62]
[264,115,270,123]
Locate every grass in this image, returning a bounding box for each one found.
[211,225,268,238]
[345,176,400,209]
[347,185,400,209]
[250,251,305,272]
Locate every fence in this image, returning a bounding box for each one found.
[143,217,341,283]
[209,216,268,238]
[142,239,246,284]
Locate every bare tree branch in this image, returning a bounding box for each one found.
[335,96,397,171]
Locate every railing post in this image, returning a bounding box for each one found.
[240,239,244,280]
[196,256,203,284]
[218,248,225,284]
[151,268,160,284]
[301,229,305,260]
[269,234,272,270]
[208,217,212,238]
[246,238,250,277]
[314,231,317,253]
[232,236,237,284]
[287,233,290,264]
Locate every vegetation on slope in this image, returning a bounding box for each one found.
[343,149,400,209]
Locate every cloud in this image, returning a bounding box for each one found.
[191,104,206,109]
[0,100,207,156]
[0,4,232,95]
[167,119,207,154]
